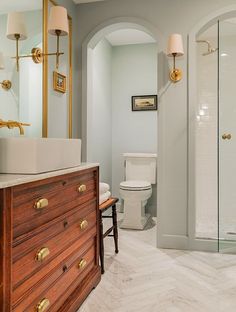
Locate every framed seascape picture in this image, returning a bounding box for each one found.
[53,71,66,93]
[132,95,158,111]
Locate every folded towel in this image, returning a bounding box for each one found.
[99,182,110,195]
[99,191,111,205]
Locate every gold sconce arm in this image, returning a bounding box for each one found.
[169,53,182,83]
[0,119,31,135]
[11,48,64,65]
[14,34,20,72]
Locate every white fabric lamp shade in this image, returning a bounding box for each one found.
[48,6,69,36]
[6,12,27,40]
[0,52,4,70]
[167,34,184,56]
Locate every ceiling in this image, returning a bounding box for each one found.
[106,29,156,46]
[0,0,41,14]
[73,0,106,3]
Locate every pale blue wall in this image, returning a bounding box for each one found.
[87,39,112,185]
[111,43,158,216]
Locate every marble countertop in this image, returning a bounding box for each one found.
[0,163,99,189]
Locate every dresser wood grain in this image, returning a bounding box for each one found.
[0,166,101,312]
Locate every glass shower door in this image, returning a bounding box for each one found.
[219,19,236,253]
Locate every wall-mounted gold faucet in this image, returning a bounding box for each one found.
[0,119,30,135]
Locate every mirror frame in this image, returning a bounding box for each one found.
[43,0,73,138]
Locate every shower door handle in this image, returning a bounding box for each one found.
[222,133,232,140]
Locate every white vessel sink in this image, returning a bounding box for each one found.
[0,138,81,174]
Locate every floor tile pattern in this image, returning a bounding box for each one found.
[78,215,236,312]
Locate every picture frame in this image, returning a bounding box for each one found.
[131,95,158,111]
[53,71,66,93]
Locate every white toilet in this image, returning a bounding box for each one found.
[119,153,157,230]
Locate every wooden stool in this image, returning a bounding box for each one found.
[99,197,119,274]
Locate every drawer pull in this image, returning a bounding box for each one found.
[35,247,50,262]
[34,198,49,210]
[78,259,87,269]
[80,220,88,230]
[77,184,87,193]
[35,298,50,312]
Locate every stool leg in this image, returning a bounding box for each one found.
[99,211,105,274]
[112,205,119,254]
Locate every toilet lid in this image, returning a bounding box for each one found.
[120,180,151,191]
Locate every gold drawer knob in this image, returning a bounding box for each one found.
[78,259,87,269]
[77,184,87,193]
[35,298,50,312]
[35,247,50,262]
[34,198,49,210]
[222,133,232,140]
[80,220,88,230]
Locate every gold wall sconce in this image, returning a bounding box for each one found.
[0,52,12,90]
[167,34,184,83]
[6,12,28,72]
[48,6,69,69]
[6,6,68,71]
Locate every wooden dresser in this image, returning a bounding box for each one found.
[0,165,101,312]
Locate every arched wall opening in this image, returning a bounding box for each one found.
[81,18,162,221]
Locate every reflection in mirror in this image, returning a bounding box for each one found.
[0,1,42,137]
[46,0,72,139]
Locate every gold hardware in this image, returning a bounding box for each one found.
[222,133,232,140]
[0,119,30,135]
[35,247,50,262]
[34,198,49,210]
[0,80,12,91]
[80,220,88,230]
[15,34,20,72]
[77,184,87,193]
[170,53,182,83]
[170,68,182,83]
[35,298,50,312]
[12,47,64,65]
[78,259,87,269]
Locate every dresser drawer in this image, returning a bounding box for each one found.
[13,237,96,312]
[13,204,97,289]
[13,170,97,238]
[13,227,97,306]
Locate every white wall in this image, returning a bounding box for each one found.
[112,43,158,216]
[0,10,42,137]
[19,52,42,138]
[87,39,112,185]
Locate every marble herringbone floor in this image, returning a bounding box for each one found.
[78,214,236,312]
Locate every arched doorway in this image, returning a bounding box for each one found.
[82,17,163,233]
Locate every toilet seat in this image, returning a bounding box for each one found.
[120,180,151,191]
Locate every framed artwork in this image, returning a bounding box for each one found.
[53,71,66,93]
[131,95,158,111]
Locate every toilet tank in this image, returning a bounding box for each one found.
[123,153,157,184]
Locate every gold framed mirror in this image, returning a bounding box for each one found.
[43,0,72,138]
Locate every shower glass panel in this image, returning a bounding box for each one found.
[219,19,236,253]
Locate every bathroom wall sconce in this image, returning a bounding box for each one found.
[6,6,68,71]
[167,34,184,83]
[6,12,27,72]
[48,6,69,69]
[0,52,12,91]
